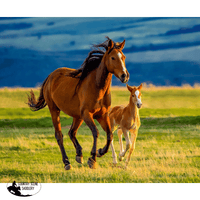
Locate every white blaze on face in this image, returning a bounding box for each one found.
[117,52,126,74]
[135,90,142,105]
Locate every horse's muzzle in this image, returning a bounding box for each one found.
[120,73,129,83]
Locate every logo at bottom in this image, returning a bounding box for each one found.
[7,181,41,197]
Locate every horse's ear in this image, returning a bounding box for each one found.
[118,39,125,50]
[138,83,143,91]
[108,39,114,49]
[127,84,133,93]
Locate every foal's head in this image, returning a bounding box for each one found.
[127,83,143,108]
[104,39,129,83]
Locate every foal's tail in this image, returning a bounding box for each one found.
[27,76,49,111]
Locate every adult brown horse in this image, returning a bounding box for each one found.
[27,37,129,170]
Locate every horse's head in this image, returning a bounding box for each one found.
[127,83,143,108]
[104,39,129,83]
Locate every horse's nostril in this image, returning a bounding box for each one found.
[120,73,128,83]
[121,74,126,79]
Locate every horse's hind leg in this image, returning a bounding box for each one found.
[68,118,83,164]
[49,105,72,170]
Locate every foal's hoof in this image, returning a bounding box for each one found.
[87,157,98,169]
[119,156,124,161]
[76,155,84,164]
[112,162,118,166]
[64,163,72,170]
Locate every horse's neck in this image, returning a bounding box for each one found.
[95,62,112,92]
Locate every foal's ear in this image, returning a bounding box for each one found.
[127,84,133,92]
[108,39,114,49]
[118,39,125,50]
[138,83,143,91]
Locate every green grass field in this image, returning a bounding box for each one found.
[0,87,200,183]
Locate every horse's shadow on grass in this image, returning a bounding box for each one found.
[109,163,124,169]
[1,116,200,129]
[1,116,200,130]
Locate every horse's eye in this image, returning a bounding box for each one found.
[111,57,115,60]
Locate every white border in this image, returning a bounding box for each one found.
[0,2,199,199]
[0,0,200,17]
[1,183,200,200]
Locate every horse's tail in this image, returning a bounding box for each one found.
[27,75,49,111]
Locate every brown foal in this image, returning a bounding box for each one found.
[109,83,142,168]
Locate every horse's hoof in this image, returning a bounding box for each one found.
[87,157,98,169]
[64,164,72,170]
[97,149,102,157]
[76,155,84,164]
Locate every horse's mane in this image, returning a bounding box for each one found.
[67,36,121,92]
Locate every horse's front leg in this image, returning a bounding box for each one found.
[96,113,113,157]
[68,118,83,164]
[82,110,99,169]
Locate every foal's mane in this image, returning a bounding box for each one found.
[67,37,121,92]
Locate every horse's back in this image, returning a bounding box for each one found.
[49,67,76,80]
[45,67,78,94]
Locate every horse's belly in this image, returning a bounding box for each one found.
[56,100,81,118]
[52,92,81,118]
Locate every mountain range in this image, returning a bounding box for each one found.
[0,17,200,87]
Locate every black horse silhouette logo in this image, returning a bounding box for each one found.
[7,181,22,196]
[7,180,40,197]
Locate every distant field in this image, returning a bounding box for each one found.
[1,85,200,109]
[1,86,200,119]
[0,86,200,183]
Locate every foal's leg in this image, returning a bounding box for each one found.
[110,139,118,164]
[119,128,131,158]
[68,118,83,164]
[117,128,124,161]
[109,116,118,164]
[96,113,113,158]
[49,105,72,170]
[125,128,138,168]
[82,110,99,169]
